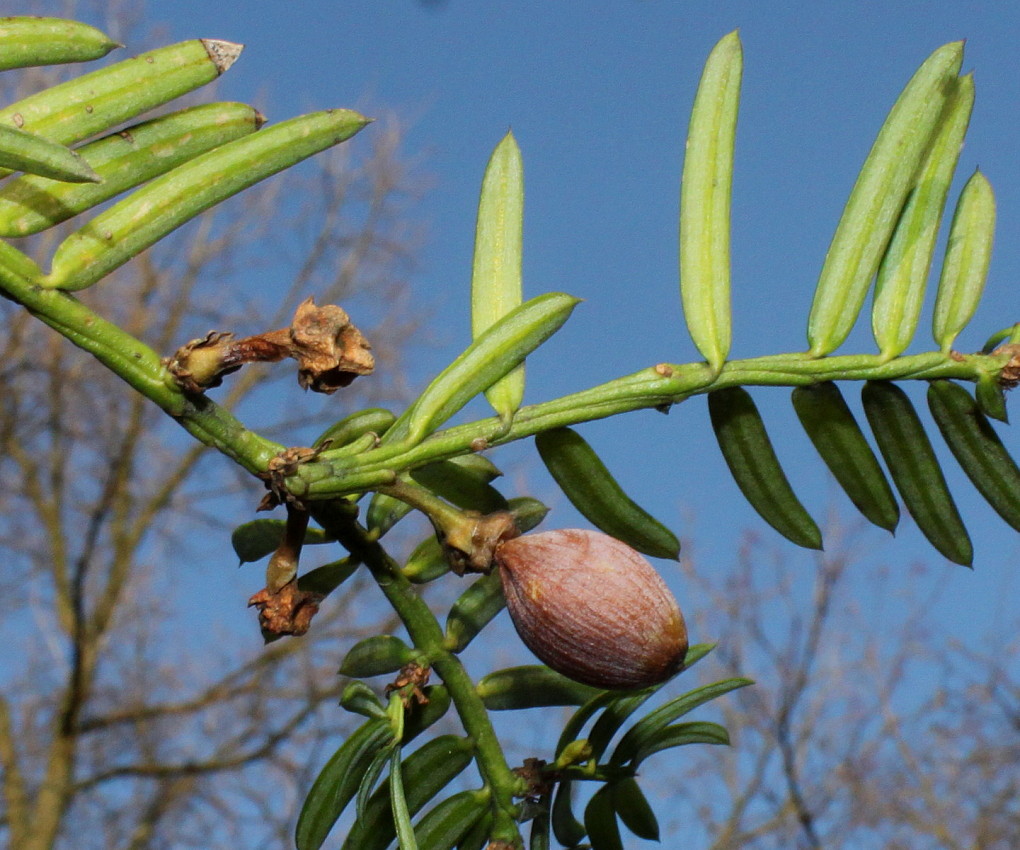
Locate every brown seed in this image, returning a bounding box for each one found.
[495,529,688,690]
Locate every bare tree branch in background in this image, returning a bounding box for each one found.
[0,7,426,848]
[672,517,1020,849]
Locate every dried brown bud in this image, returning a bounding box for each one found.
[385,662,431,708]
[512,757,552,802]
[260,445,329,509]
[995,342,1020,389]
[165,298,373,395]
[247,580,324,643]
[438,510,519,575]
[495,529,687,690]
[289,297,374,393]
[164,331,242,393]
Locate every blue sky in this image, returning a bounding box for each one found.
[137,1,1020,602]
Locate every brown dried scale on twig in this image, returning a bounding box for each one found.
[165,297,374,394]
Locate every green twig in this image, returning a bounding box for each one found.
[290,348,1010,500]
[310,501,526,845]
[0,247,281,474]
[2,233,1008,498]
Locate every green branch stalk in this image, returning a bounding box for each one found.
[0,243,283,473]
[311,502,526,844]
[0,239,1006,497]
[288,348,1009,500]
